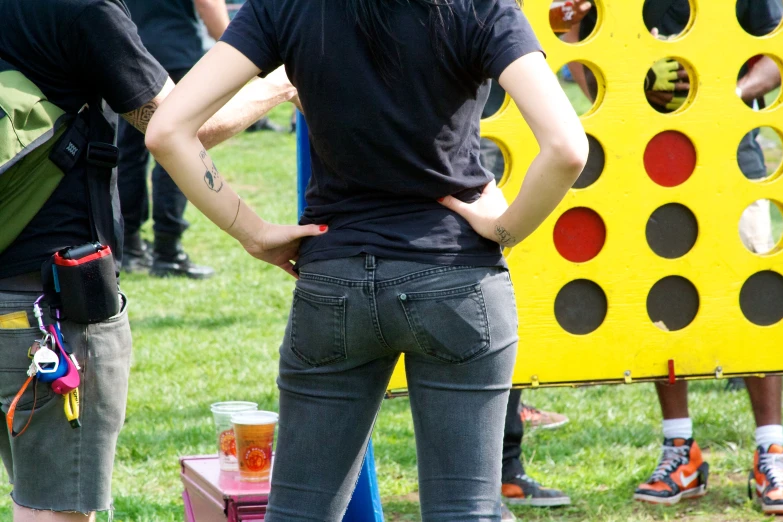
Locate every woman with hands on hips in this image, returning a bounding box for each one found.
[146,0,587,520]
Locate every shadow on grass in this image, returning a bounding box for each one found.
[131,314,243,330]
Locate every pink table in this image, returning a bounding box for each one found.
[181,455,271,521]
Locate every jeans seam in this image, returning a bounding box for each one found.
[299,273,366,287]
[375,265,483,288]
[400,283,483,301]
[366,259,392,351]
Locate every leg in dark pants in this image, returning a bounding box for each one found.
[501,390,571,507]
[117,119,150,239]
[503,389,525,480]
[117,67,213,278]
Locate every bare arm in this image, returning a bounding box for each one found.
[737,56,782,104]
[145,42,325,277]
[121,66,295,149]
[195,0,231,40]
[440,52,588,247]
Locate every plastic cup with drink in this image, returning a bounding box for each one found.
[232,410,278,483]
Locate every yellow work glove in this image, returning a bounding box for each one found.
[645,58,680,92]
[666,93,687,111]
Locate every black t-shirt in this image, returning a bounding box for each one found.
[125,0,204,72]
[0,0,168,278]
[222,0,541,267]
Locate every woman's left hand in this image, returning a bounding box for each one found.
[239,222,327,278]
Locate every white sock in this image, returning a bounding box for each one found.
[663,418,693,440]
[756,425,783,450]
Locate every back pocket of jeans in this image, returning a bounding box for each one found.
[399,283,490,364]
[290,289,347,367]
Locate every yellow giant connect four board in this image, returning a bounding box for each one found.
[387,0,783,393]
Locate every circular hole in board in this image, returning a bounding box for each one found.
[554,279,608,335]
[553,207,606,263]
[647,276,699,332]
[740,270,783,326]
[646,203,698,259]
[643,130,697,187]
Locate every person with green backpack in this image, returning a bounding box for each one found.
[0,1,297,520]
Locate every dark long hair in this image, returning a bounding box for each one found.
[344,0,454,82]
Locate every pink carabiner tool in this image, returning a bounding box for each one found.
[45,325,80,395]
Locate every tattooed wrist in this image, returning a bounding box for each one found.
[494,223,517,246]
[200,149,224,192]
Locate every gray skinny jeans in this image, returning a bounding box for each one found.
[266,254,519,521]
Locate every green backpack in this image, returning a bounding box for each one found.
[0,63,73,252]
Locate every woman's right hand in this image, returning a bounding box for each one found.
[239,221,327,278]
[438,180,517,247]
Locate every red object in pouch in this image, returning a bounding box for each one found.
[181,455,271,521]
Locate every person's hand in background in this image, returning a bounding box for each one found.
[550,0,593,33]
[644,30,690,111]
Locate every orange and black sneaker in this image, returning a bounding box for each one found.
[519,404,569,431]
[633,438,709,505]
[501,474,571,507]
[749,444,783,515]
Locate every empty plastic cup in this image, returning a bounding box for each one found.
[210,401,258,471]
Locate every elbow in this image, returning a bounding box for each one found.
[144,117,172,158]
[549,132,589,182]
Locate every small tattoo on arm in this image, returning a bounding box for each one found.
[123,100,159,134]
[494,224,516,246]
[200,149,224,192]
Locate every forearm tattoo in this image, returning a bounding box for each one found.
[122,100,159,134]
[200,149,224,192]
[494,224,517,246]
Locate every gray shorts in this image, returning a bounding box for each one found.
[0,288,131,513]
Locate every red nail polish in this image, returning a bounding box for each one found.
[437,197,444,202]
[319,225,327,232]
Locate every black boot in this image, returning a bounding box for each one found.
[246,116,287,133]
[122,232,152,273]
[150,233,215,279]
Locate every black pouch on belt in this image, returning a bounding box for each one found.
[49,242,119,324]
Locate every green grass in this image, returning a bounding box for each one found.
[1,104,782,521]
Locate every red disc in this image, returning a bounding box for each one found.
[553,207,606,263]
[643,131,696,187]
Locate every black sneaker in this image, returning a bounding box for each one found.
[122,233,152,273]
[501,474,571,507]
[150,234,214,279]
[246,117,287,133]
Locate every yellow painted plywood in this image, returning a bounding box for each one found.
[387,0,783,394]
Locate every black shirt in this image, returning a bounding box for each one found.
[222,0,541,267]
[125,0,204,72]
[0,0,168,278]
